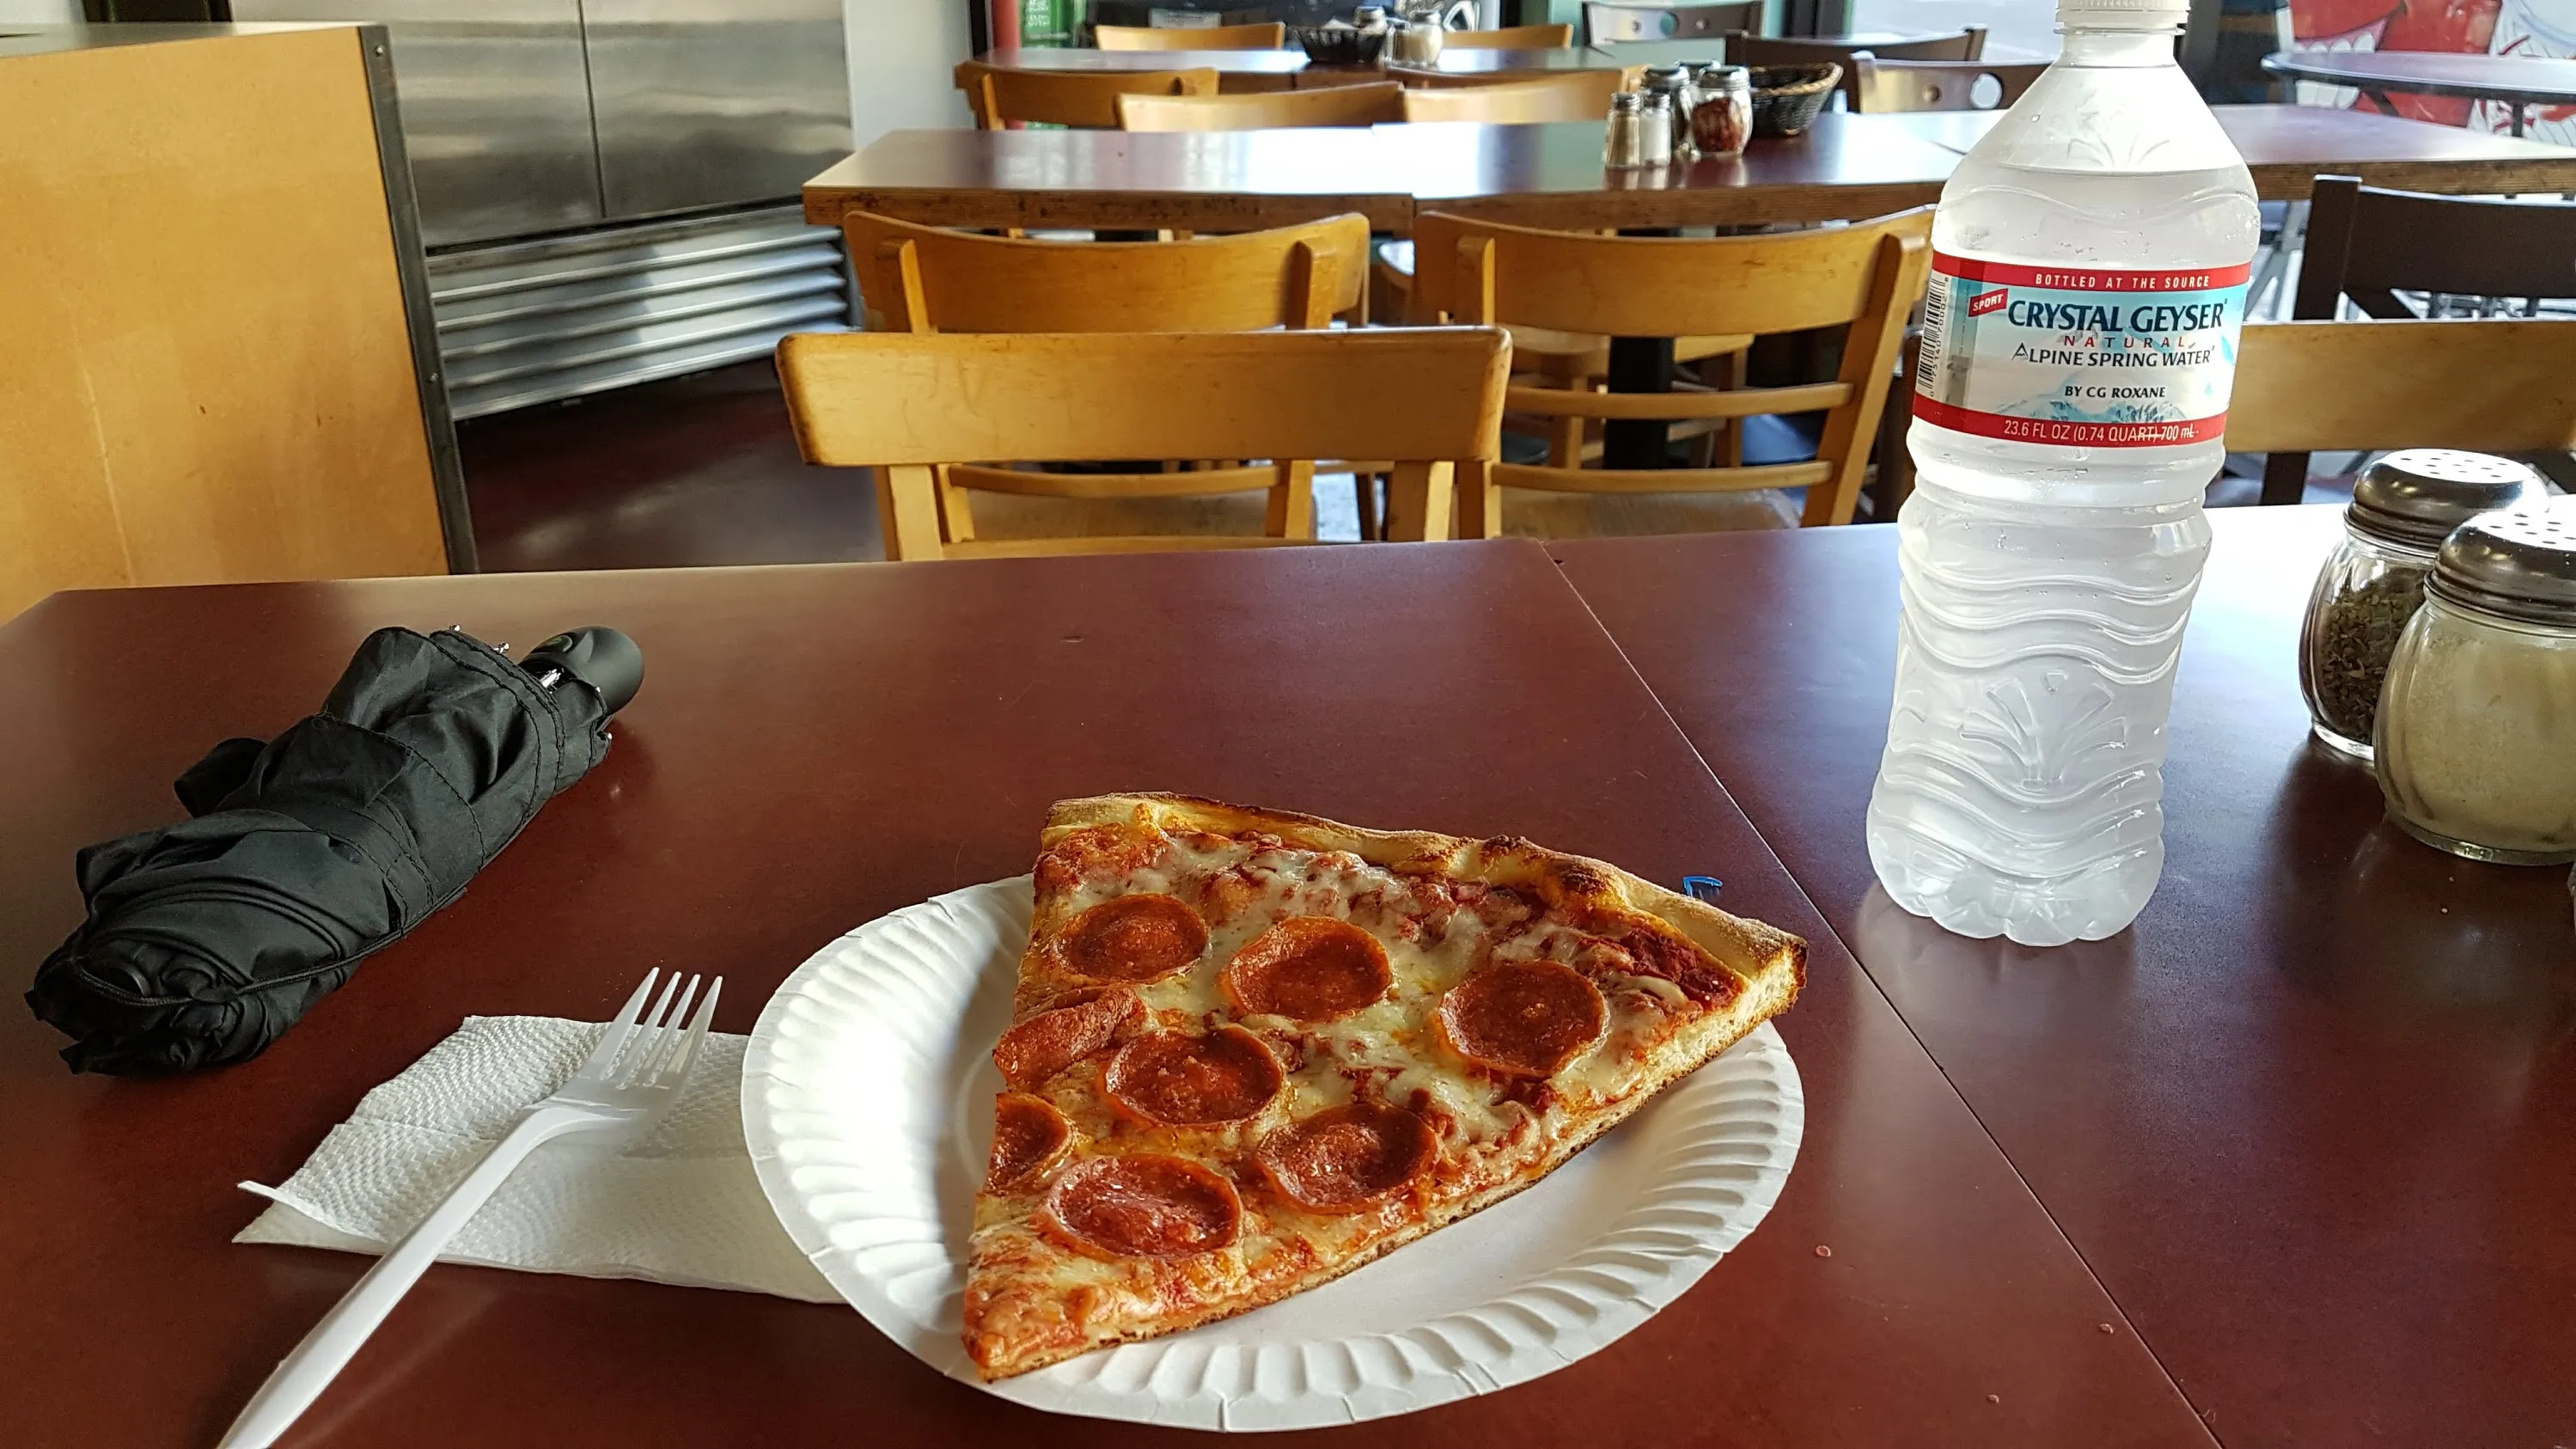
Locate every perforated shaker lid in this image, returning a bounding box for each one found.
[2347,449,2547,551]
[2429,496,2576,628]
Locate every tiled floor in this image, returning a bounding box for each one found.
[461,361,883,573]
[459,358,1370,569]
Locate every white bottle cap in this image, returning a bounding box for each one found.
[2055,0,2189,22]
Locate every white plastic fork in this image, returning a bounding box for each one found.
[219,970,723,1449]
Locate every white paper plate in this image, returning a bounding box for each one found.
[742,878,1803,1431]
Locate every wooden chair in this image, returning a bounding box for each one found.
[839,209,1377,547]
[1401,70,1628,121]
[1093,21,1285,49]
[1446,22,1575,48]
[1849,56,2046,112]
[775,328,1511,559]
[2229,320,2576,492]
[844,209,1370,333]
[2258,174,2576,503]
[1120,82,1404,131]
[1583,1,1761,44]
[955,61,1218,128]
[1409,207,1933,533]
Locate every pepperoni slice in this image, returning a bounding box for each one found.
[984,1092,1072,1192]
[1437,958,1607,1078]
[1256,1101,1439,1214]
[1105,1025,1285,1126]
[1221,917,1393,1022]
[1059,895,1209,984]
[1040,1153,1242,1260]
[992,989,1140,1091]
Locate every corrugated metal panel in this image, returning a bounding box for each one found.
[430,205,852,419]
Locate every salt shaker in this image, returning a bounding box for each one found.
[2297,449,2543,761]
[1635,89,1675,167]
[1641,65,1694,160]
[2376,497,2576,865]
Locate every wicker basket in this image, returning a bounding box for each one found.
[1748,63,1842,138]
[1295,26,1387,67]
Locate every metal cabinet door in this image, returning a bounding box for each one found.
[229,0,604,247]
[582,0,853,221]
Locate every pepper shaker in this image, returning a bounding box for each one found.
[2298,450,2543,760]
[1603,90,1648,168]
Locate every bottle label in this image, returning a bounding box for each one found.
[1913,253,2252,448]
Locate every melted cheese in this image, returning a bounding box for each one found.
[966,823,1720,1376]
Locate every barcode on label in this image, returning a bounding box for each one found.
[1914,278,1949,395]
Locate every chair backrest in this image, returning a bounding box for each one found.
[955,61,1218,128]
[1583,1,1762,43]
[1094,21,1285,49]
[2244,179,2576,503]
[1849,56,2046,112]
[1119,82,1404,131]
[842,209,1371,333]
[1733,27,1986,63]
[1401,69,1628,121]
[775,328,1512,559]
[1447,22,1575,48]
[2225,319,2576,455]
[1409,207,1933,529]
[2295,174,2576,319]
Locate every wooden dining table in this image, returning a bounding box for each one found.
[0,541,2214,1446]
[804,104,2576,234]
[1553,506,2576,1447]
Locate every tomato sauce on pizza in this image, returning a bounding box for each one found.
[961,794,1805,1381]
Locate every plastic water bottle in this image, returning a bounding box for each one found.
[1864,0,2260,946]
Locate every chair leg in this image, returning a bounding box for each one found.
[1353,473,1382,541]
[2258,452,2310,506]
[1550,378,1590,469]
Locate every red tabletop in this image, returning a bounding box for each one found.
[1554,507,2576,1447]
[803,107,2576,234]
[0,542,2207,1446]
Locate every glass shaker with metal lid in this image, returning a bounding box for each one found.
[2376,496,2576,865]
[1634,88,1675,166]
[1639,65,1694,159]
[1685,62,1752,157]
[2297,449,2543,760]
[1603,90,1648,168]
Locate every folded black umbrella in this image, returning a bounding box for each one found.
[26,625,643,1075]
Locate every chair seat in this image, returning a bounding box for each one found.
[965,489,1279,544]
[1495,487,1800,536]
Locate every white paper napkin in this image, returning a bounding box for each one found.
[236,1015,839,1304]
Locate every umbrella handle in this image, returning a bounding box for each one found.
[525,626,644,716]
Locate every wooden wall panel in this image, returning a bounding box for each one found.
[0,26,450,622]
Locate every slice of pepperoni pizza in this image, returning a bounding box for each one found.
[962,793,1804,1381]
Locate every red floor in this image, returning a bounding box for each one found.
[460,360,886,573]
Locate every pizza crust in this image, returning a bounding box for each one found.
[970,793,1806,1380]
